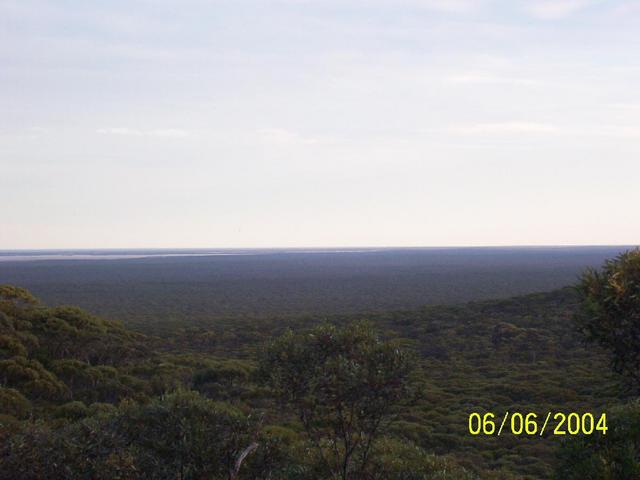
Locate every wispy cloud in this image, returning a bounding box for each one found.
[444,122,640,138]
[524,0,596,19]
[96,128,191,138]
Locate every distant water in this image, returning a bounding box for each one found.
[0,248,382,262]
[0,251,251,262]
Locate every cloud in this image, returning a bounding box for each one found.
[524,0,596,19]
[0,126,48,139]
[443,123,640,138]
[96,128,191,138]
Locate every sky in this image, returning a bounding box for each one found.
[1,0,639,249]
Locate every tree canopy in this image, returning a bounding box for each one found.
[575,248,640,391]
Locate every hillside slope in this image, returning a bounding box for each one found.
[0,285,620,479]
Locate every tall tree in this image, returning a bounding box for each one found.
[259,322,415,480]
[576,248,640,391]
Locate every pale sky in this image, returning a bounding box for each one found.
[1,0,639,248]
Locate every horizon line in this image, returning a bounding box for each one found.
[0,244,637,252]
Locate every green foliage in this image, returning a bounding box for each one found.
[366,438,477,480]
[0,285,38,309]
[0,387,31,419]
[87,402,118,416]
[0,284,623,479]
[555,401,640,480]
[576,248,640,391]
[0,356,70,401]
[54,401,89,421]
[259,322,415,480]
[0,334,28,358]
[557,251,640,480]
[0,390,281,480]
[112,391,265,479]
[0,290,150,406]
[193,359,253,400]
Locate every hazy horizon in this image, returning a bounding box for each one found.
[0,244,635,265]
[1,245,628,319]
[0,243,636,251]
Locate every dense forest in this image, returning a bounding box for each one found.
[0,247,627,329]
[1,249,639,479]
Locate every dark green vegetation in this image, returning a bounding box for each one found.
[555,400,640,480]
[259,324,416,479]
[0,278,627,479]
[0,247,627,330]
[553,248,640,478]
[2,247,639,479]
[0,289,473,479]
[575,249,640,392]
